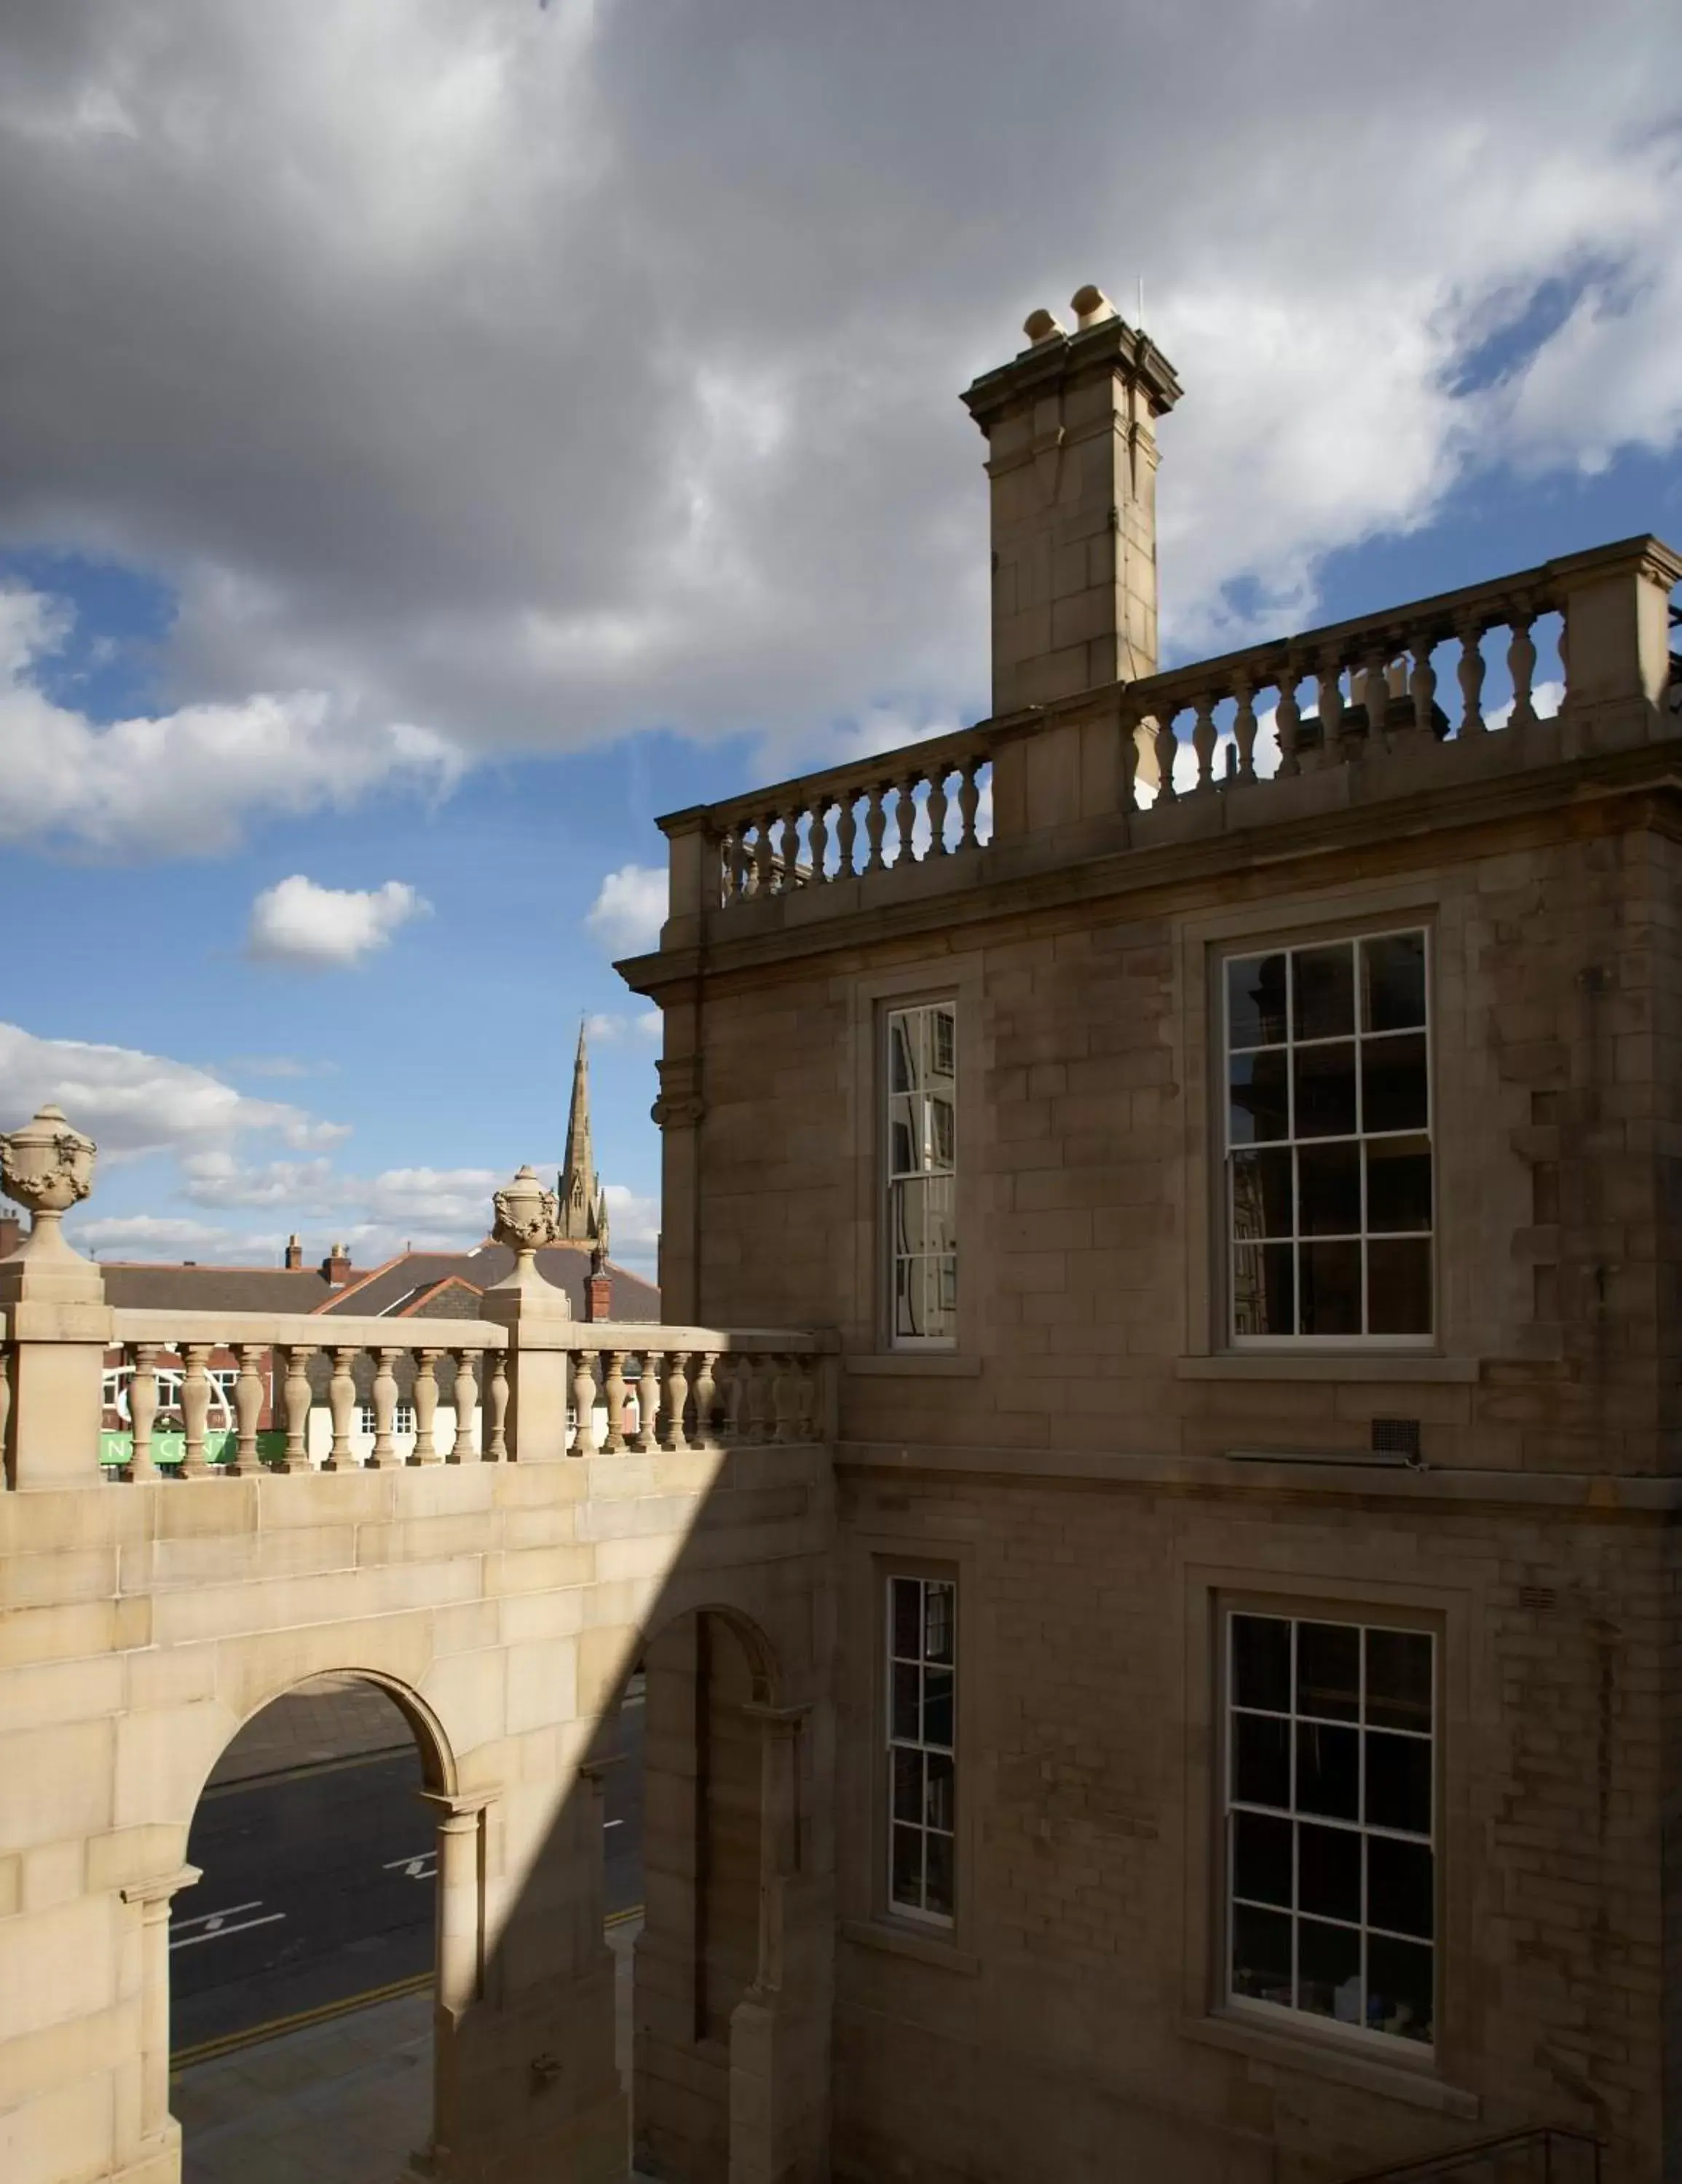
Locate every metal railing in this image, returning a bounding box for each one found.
[1340,2125,1603,2183]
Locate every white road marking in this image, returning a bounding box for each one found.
[174,1901,261,1931]
[603,1819,623,1829]
[170,1906,285,1950]
[383,1852,437,1879]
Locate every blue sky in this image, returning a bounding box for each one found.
[1,1,1678,1281]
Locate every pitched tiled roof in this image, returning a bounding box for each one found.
[317,1241,659,1322]
[99,1264,340,1312]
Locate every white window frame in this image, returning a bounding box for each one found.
[1223,926,1434,1348]
[885,1000,958,1351]
[1223,1607,1437,2054]
[884,1572,958,1928]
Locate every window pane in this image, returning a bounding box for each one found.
[1295,1043,1357,1137]
[891,1824,923,1907]
[922,1666,954,1749]
[924,1582,955,1664]
[1368,1835,1434,1940]
[891,1661,920,1742]
[1366,1138,1432,1232]
[889,1017,916,1094]
[1231,1903,1293,2007]
[1232,1243,1294,1337]
[1367,1935,1433,2043]
[1300,1240,1362,1335]
[1298,1821,1361,1923]
[1365,1731,1432,1835]
[1297,1916,1362,2025]
[1228,954,1289,1048]
[924,1830,955,1919]
[1362,1032,1429,1133]
[1295,1722,1359,1821]
[1368,1239,1431,1335]
[892,1746,923,1824]
[1296,1622,1359,1722]
[1230,1051,1290,1144]
[1366,1629,1432,1734]
[1233,1713,1291,1810]
[896,1176,956,1253]
[925,1256,958,1341]
[1233,1811,1292,1907]
[925,1750,955,1832]
[891,1577,921,1660]
[931,1008,955,1077]
[930,1096,955,1169]
[892,1254,920,1337]
[1293,944,1355,1042]
[1298,1142,1360,1235]
[1362,933,1426,1033]
[1231,1149,1293,1238]
[1233,1614,1292,1712]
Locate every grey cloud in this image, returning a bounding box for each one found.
[1,0,1678,790]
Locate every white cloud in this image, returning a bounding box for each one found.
[586,864,666,957]
[584,1009,663,1043]
[245,874,431,969]
[0,586,461,858]
[79,1214,259,1259]
[0,1020,345,1163]
[602,1182,660,1265]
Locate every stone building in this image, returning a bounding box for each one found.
[1,284,1681,2184]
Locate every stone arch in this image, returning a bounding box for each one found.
[631,1593,782,1708]
[200,1663,458,1808]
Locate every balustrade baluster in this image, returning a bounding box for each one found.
[411,1348,442,1465]
[1507,613,1538,729]
[1191,695,1218,794]
[1317,653,1346,764]
[660,1351,691,1451]
[754,818,775,898]
[720,1353,747,1445]
[1233,679,1258,783]
[280,1345,314,1471]
[327,1346,358,1470]
[773,1354,801,1444]
[692,1350,720,1447]
[745,1354,770,1445]
[449,1350,478,1463]
[1276,666,1302,778]
[895,775,918,866]
[180,1344,214,1477]
[926,767,949,855]
[809,798,831,882]
[836,794,858,878]
[1120,715,1141,810]
[572,1350,598,1454]
[958,758,982,849]
[602,1351,628,1452]
[1410,639,1437,739]
[631,1353,661,1453]
[1153,711,1179,804]
[864,783,888,872]
[1456,620,1486,734]
[129,1343,160,1480]
[779,807,801,889]
[369,1346,400,1467]
[232,1343,264,1475]
[727,830,749,904]
[0,1348,8,1481]
[485,1351,509,1460]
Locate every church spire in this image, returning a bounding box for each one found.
[558,1019,609,1252]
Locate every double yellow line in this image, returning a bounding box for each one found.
[170,1907,645,2073]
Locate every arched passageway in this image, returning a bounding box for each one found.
[170,1674,447,2184]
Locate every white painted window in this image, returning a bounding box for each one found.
[395,1402,415,1433]
[886,1574,956,1924]
[357,1402,377,1436]
[1226,1611,1434,2047]
[886,1001,957,1347]
[1225,931,1432,1342]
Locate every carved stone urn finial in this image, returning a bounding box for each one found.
[483,1165,571,1330]
[0,1104,103,1305]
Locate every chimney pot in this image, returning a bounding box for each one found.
[1070,283,1116,327]
[1022,307,1064,347]
[323,1241,352,1286]
[284,1232,303,1271]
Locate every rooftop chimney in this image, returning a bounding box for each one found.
[284,1233,303,1271]
[584,1246,612,1324]
[323,1241,352,1286]
[961,285,1182,716]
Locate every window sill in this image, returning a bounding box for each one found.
[1177,1353,1478,1383]
[846,1354,982,1378]
[1180,2011,1480,2120]
[841,1916,979,1974]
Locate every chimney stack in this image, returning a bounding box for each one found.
[584,1246,612,1324]
[962,285,1182,716]
[284,1233,303,1271]
[323,1241,352,1286]
[0,1212,20,1260]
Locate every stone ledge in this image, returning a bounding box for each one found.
[1176,1354,1479,1383]
[1177,2010,1481,2121]
[844,1355,983,1379]
[840,1917,979,1976]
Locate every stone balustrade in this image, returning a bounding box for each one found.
[706,721,995,907]
[652,535,1679,941]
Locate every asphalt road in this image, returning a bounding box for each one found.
[172,1694,644,2054]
